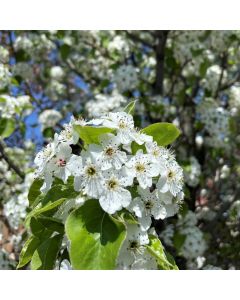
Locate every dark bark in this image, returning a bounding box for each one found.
[0,141,25,180]
[153,30,169,95]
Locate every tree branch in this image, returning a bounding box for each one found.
[0,141,25,180]
[153,30,169,95]
[215,52,228,98]
[125,31,154,49]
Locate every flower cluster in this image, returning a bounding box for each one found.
[34,111,184,269]
[12,62,34,80]
[201,65,227,93]
[3,173,34,230]
[229,85,240,113]
[197,99,230,148]
[39,109,62,131]
[184,156,201,187]
[85,91,126,118]
[0,94,32,118]
[0,46,9,64]
[161,211,207,267]
[113,65,138,92]
[0,63,11,89]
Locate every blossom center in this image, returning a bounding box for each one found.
[86,166,96,176]
[167,170,175,179]
[135,163,146,173]
[107,179,119,190]
[145,201,153,210]
[119,120,127,129]
[128,240,139,251]
[105,147,115,157]
[57,158,66,167]
[153,149,160,157]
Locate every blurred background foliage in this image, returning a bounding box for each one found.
[0,30,240,269]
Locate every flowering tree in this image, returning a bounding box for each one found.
[0,30,240,269]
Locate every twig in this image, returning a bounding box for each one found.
[125,31,154,49]
[0,141,25,180]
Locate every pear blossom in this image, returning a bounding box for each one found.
[125,149,162,189]
[145,141,174,162]
[128,187,167,231]
[72,149,104,198]
[58,123,79,145]
[34,133,59,176]
[102,112,136,144]
[117,224,150,269]
[99,170,132,214]
[49,143,74,183]
[157,160,184,196]
[91,133,128,170]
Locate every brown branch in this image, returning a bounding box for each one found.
[219,72,240,91]
[0,141,25,180]
[125,31,154,49]
[215,53,228,98]
[153,30,169,95]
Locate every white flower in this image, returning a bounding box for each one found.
[114,65,138,92]
[99,170,132,214]
[126,150,161,189]
[91,133,128,170]
[49,143,73,183]
[85,92,126,118]
[12,62,33,80]
[146,141,174,162]
[70,116,87,127]
[72,149,104,198]
[102,112,136,144]
[131,250,158,270]
[157,160,184,196]
[0,46,9,63]
[128,187,167,231]
[50,66,64,80]
[58,123,79,145]
[0,64,11,89]
[132,130,153,145]
[177,211,197,227]
[117,224,149,269]
[180,227,207,260]
[34,133,59,176]
[39,109,62,131]
[184,156,201,187]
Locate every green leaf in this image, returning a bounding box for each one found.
[28,179,44,207]
[26,198,66,224]
[119,210,138,225]
[0,118,15,138]
[199,61,210,77]
[66,199,126,270]
[41,183,79,206]
[142,122,181,146]
[11,77,20,86]
[15,50,30,62]
[31,234,63,270]
[60,44,71,60]
[123,100,137,115]
[43,127,54,138]
[17,236,41,269]
[147,235,178,270]
[131,141,146,155]
[74,125,113,145]
[30,216,64,237]
[173,232,186,251]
